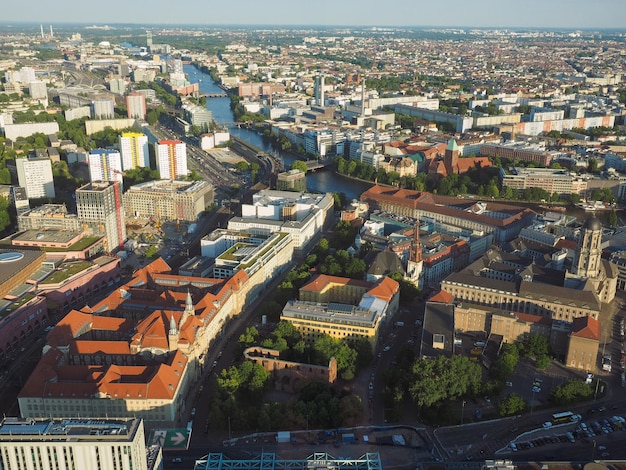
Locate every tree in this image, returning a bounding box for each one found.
[291,160,308,173]
[551,380,593,405]
[535,354,550,369]
[498,394,526,416]
[588,158,598,173]
[490,343,519,381]
[527,334,548,358]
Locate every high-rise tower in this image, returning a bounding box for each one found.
[156,140,187,180]
[76,181,126,251]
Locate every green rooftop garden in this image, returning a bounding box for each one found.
[40,260,93,284]
[2,293,35,316]
[40,237,102,253]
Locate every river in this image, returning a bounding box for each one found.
[184,64,372,201]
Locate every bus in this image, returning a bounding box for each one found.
[552,411,575,424]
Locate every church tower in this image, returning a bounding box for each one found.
[444,139,459,176]
[179,290,194,330]
[407,221,423,284]
[572,215,603,278]
[168,313,179,351]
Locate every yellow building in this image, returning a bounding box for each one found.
[282,276,400,346]
[299,274,373,304]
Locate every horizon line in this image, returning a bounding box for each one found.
[1,21,626,32]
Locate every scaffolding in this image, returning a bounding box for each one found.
[194,452,383,470]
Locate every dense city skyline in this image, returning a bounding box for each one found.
[1,0,626,30]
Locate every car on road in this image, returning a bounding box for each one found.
[532,386,541,393]
[542,421,553,428]
[369,382,373,390]
[383,346,391,352]
[172,458,183,463]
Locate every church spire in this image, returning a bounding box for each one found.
[168,314,178,336]
[184,290,194,315]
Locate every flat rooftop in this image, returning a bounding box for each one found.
[282,300,378,327]
[0,418,136,441]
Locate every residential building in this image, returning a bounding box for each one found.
[91,98,115,119]
[119,132,149,170]
[0,418,153,470]
[126,93,147,119]
[480,142,554,166]
[123,179,214,222]
[156,140,187,180]
[76,181,126,252]
[15,156,55,200]
[3,122,59,141]
[88,149,124,184]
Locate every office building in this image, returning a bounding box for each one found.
[76,181,126,251]
[88,149,124,184]
[227,190,334,256]
[156,140,187,180]
[281,276,400,346]
[0,418,153,470]
[181,103,213,131]
[15,156,55,200]
[276,169,306,192]
[126,93,147,119]
[119,132,149,170]
[123,179,214,222]
[500,167,587,196]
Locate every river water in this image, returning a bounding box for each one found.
[184,64,372,201]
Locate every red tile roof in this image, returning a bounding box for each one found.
[300,274,373,293]
[571,316,601,341]
[428,289,454,304]
[366,277,400,301]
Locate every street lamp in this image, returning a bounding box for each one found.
[461,400,466,425]
[591,439,596,461]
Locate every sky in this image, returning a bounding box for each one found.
[1,0,626,30]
